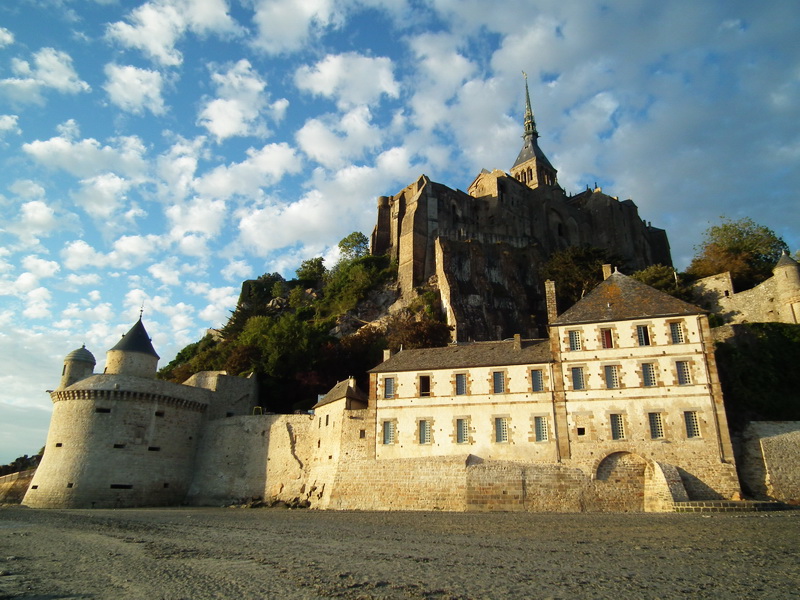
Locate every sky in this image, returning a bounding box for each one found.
[1,0,799,463]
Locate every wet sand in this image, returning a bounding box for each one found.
[1,506,798,599]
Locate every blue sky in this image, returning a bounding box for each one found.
[1,0,798,463]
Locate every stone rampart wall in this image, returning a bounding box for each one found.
[0,469,36,504]
[740,421,800,504]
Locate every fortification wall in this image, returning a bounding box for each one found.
[0,469,36,504]
[740,421,800,504]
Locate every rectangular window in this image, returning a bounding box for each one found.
[418,420,431,444]
[492,371,506,394]
[642,363,657,387]
[600,328,613,349]
[455,373,467,396]
[684,411,701,438]
[648,413,664,439]
[419,375,431,397]
[494,417,509,443]
[568,330,582,351]
[456,418,469,444]
[636,325,651,346]
[610,414,625,440]
[670,322,685,344]
[95,407,111,414]
[604,365,620,389]
[534,416,548,442]
[571,367,586,390]
[530,369,544,392]
[383,377,395,399]
[382,421,396,445]
[676,361,692,385]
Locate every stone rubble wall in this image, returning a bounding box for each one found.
[740,421,800,504]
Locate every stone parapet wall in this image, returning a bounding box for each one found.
[0,469,36,504]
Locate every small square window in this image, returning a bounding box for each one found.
[455,373,467,396]
[571,367,586,390]
[600,328,613,349]
[604,365,620,389]
[576,427,586,437]
[155,410,165,417]
[495,417,509,443]
[636,325,651,346]
[568,330,582,351]
[530,369,544,392]
[676,361,692,385]
[383,377,395,399]
[642,363,657,387]
[610,414,625,440]
[419,375,431,397]
[359,429,366,439]
[648,413,664,439]
[670,322,685,344]
[418,420,431,444]
[534,416,548,442]
[492,371,506,394]
[684,411,701,438]
[456,418,469,444]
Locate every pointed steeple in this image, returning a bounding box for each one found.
[510,72,557,190]
[522,71,539,140]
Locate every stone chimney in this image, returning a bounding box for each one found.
[545,280,558,324]
[383,348,393,362]
[602,264,613,280]
[513,334,522,350]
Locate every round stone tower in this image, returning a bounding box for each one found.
[774,252,800,324]
[58,345,96,390]
[23,318,209,509]
[105,318,160,377]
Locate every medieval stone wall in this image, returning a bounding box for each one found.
[739,421,800,504]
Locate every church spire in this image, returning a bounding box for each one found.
[522,71,539,139]
[510,72,557,189]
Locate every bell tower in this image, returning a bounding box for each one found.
[510,72,558,189]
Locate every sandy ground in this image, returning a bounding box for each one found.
[0,506,798,600]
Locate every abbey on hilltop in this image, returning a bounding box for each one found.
[371,76,671,341]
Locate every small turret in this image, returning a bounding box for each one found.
[104,318,160,378]
[57,345,96,390]
[774,251,800,324]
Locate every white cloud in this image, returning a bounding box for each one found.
[156,136,205,202]
[166,196,227,239]
[0,47,90,104]
[71,172,132,220]
[8,200,60,247]
[0,27,14,47]
[65,273,101,287]
[296,106,381,169]
[221,259,251,282]
[103,63,166,115]
[21,255,60,279]
[148,256,181,286]
[23,127,148,179]
[0,115,20,138]
[251,0,342,55]
[106,0,241,66]
[295,52,398,109]
[195,142,301,199]
[197,60,284,142]
[197,285,238,326]
[23,287,53,319]
[61,234,163,271]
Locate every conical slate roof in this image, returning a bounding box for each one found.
[109,319,160,358]
[551,272,704,326]
[774,251,799,270]
[511,135,556,172]
[65,345,96,364]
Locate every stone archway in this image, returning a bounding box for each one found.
[592,451,648,512]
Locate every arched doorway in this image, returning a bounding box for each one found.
[593,452,648,512]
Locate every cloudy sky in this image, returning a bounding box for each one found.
[1,0,798,463]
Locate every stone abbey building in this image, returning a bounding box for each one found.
[371,78,671,341]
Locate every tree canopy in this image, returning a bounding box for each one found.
[541,246,621,313]
[686,217,788,291]
[337,231,369,263]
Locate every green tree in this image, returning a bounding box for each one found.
[338,231,369,263]
[296,257,326,286]
[385,309,452,351]
[541,246,621,313]
[630,264,693,301]
[687,217,788,290]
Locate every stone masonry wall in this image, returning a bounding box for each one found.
[0,469,36,504]
[740,421,800,504]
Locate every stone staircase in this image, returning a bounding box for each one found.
[672,500,791,513]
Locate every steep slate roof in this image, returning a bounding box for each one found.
[552,272,704,326]
[109,319,160,358]
[511,135,556,172]
[313,378,367,409]
[370,339,552,374]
